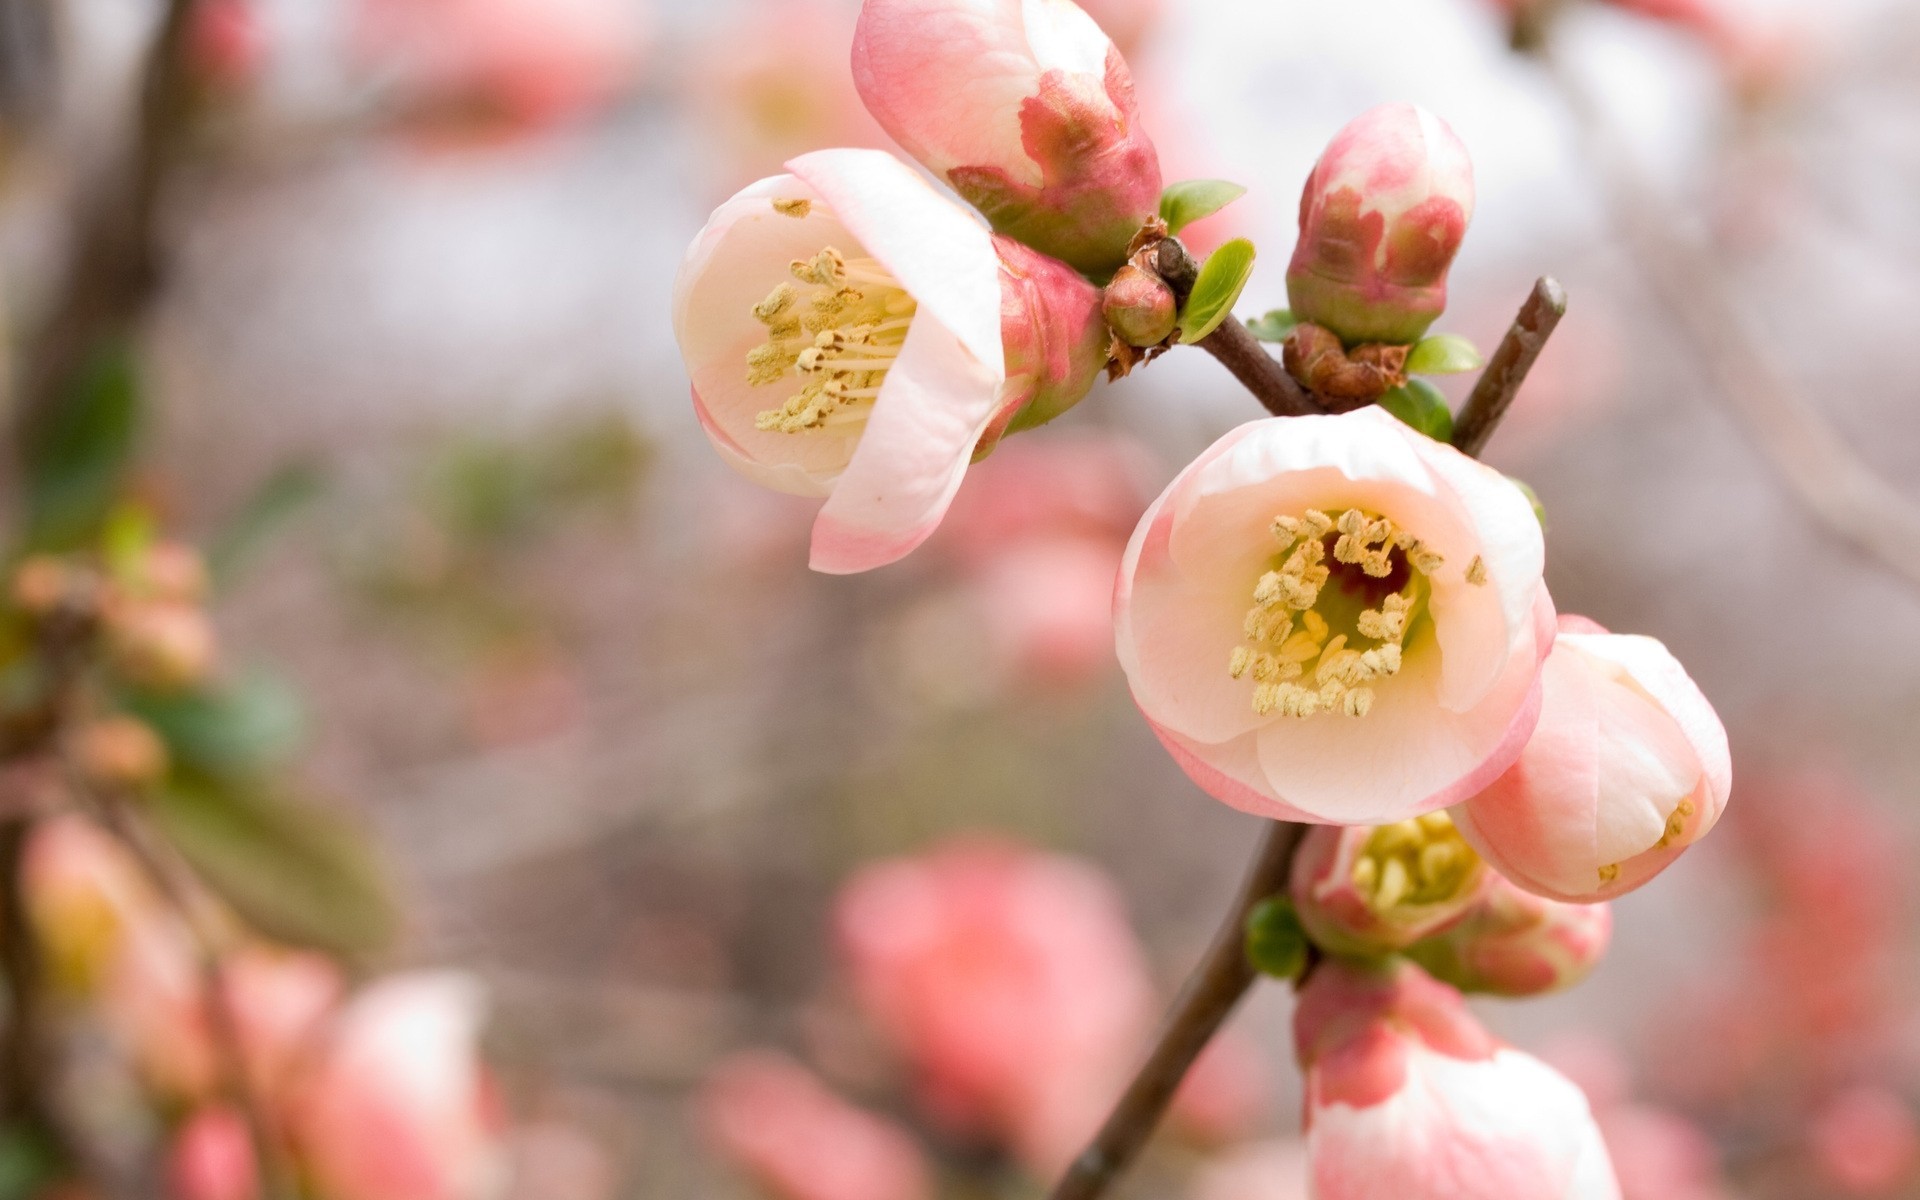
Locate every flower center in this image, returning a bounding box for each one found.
[1227,507,1472,719]
[745,242,917,436]
[1352,811,1480,913]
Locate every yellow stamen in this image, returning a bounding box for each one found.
[746,245,917,436]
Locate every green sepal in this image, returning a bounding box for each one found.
[1177,239,1257,345]
[1406,333,1485,375]
[1245,309,1299,343]
[1378,379,1455,442]
[1158,180,1248,236]
[1245,895,1309,980]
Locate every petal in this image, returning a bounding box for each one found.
[786,148,1003,370]
[1561,631,1731,830]
[809,306,1004,573]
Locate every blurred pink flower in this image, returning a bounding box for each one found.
[1114,409,1553,825]
[504,1123,615,1200]
[1286,104,1475,346]
[167,1108,259,1200]
[22,815,159,994]
[674,149,1104,574]
[1812,1085,1920,1195]
[1294,958,1620,1199]
[1187,1139,1311,1200]
[1451,616,1730,902]
[852,0,1162,274]
[699,1051,934,1200]
[351,0,647,141]
[1597,1104,1730,1200]
[293,973,506,1200]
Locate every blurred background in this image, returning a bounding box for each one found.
[3,0,1920,1196]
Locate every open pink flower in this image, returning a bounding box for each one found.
[1295,958,1620,1199]
[1116,408,1553,825]
[1290,814,1487,956]
[1287,104,1475,346]
[675,148,1106,574]
[852,0,1161,275]
[700,1051,934,1200]
[293,973,505,1200]
[1450,616,1730,902]
[1409,873,1613,997]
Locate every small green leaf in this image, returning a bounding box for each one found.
[123,669,305,778]
[1245,309,1299,343]
[0,1125,63,1200]
[1508,476,1547,530]
[1378,379,1455,442]
[1405,334,1485,376]
[209,463,327,588]
[1158,180,1248,236]
[1245,895,1309,980]
[23,342,143,550]
[149,779,396,958]
[1177,239,1257,345]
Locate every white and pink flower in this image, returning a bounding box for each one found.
[851,0,1162,274]
[1289,814,1487,956]
[1450,616,1730,902]
[1115,408,1553,825]
[675,148,1107,574]
[1294,958,1620,1199]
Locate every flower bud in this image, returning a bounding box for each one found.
[851,0,1163,275]
[1290,812,1487,956]
[1286,104,1475,346]
[1294,958,1621,1200]
[106,601,216,692]
[1408,874,1612,997]
[75,716,170,791]
[1102,262,1177,348]
[167,1107,260,1200]
[989,234,1111,444]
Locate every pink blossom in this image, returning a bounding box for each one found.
[1290,815,1487,956]
[1294,958,1620,1199]
[293,973,506,1200]
[1812,1085,1920,1195]
[1115,408,1553,825]
[699,1051,934,1200]
[834,839,1174,1171]
[1287,104,1475,346]
[674,149,1106,574]
[22,815,159,994]
[1451,616,1730,902]
[1597,1105,1730,1200]
[167,1108,259,1200]
[852,0,1162,274]
[1409,873,1613,997]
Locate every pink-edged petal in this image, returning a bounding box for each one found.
[691,386,834,498]
[1561,631,1732,828]
[1145,720,1322,824]
[787,148,1002,369]
[809,308,1003,574]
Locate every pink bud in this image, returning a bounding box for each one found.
[1294,958,1621,1200]
[987,234,1110,445]
[1409,873,1613,997]
[1103,262,1178,348]
[1286,104,1475,346]
[1289,814,1487,956]
[167,1108,260,1200]
[1451,616,1731,902]
[852,0,1162,275]
[700,1051,935,1200]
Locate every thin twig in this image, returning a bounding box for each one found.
[1542,45,1920,592]
[1452,278,1568,456]
[1154,239,1326,418]
[1049,820,1305,1200]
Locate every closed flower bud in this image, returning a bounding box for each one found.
[75,716,169,791]
[1286,104,1475,346]
[1289,813,1486,956]
[1102,262,1177,348]
[852,0,1163,275]
[1294,958,1621,1200]
[1409,874,1612,997]
[106,601,216,691]
[1450,616,1731,902]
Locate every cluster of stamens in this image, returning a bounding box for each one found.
[1227,507,1447,719]
[745,223,917,435]
[1596,796,1698,885]
[1352,812,1480,913]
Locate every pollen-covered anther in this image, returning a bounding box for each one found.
[771,197,812,218]
[1466,555,1488,586]
[1351,810,1480,914]
[746,246,917,435]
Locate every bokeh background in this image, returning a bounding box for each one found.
[5,0,1920,1195]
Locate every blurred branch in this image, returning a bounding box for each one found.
[11,0,198,475]
[1542,46,1920,593]
[1452,278,1568,456]
[1153,238,1325,418]
[0,816,58,1136]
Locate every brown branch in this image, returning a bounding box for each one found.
[1154,239,1326,418]
[1451,278,1568,456]
[1048,819,1305,1200]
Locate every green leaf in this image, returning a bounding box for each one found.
[0,1126,63,1200]
[1378,379,1455,442]
[149,779,396,958]
[1158,180,1248,236]
[209,463,327,588]
[123,669,305,778]
[1177,239,1257,345]
[1244,896,1308,980]
[1405,334,1485,375]
[1245,309,1298,342]
[23,342,142,550]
